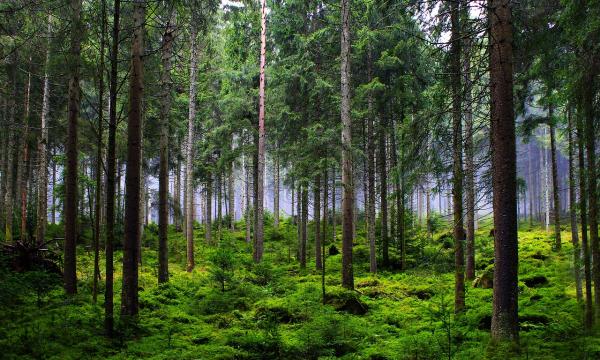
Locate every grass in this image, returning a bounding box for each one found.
[0,217,598,359]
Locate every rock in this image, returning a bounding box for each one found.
[407,287,434,300]
[329,244,340,256]
[523,275,548,288]
[473,266,494,289]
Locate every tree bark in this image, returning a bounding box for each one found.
[228,162,234,230]
[186,25,200,272]
[567,108,582,301]
[549,111,561,250]
[121,0,145,317]
[378,114,389,268]
[64,0,83,295]
[464,37,476,281]
[253,0,267,263]
[274,155,280,229]
[450,0,465,314]
[340,0,354,289]
[577,112,594,328]
[489,0,518,343]
[93,1,107,303]
[206,175,213,245]
[19,61,32,242]
[4,54,17,243]
[366,57,376,272]
[314,175,322,270]
[300,184,308,268]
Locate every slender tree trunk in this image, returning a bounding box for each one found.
[315,175,322,270]
[274,155,280,228]
[340,0,354,289]
[19,62,32,242]
[206,175,213,245]
[567,108,582,301]
[450,0,465,314]
[489,0,518,342]
[300,185,308,268]
[549,112,561,250]
[464,39,475,281]
[5,52,17,244]
[121,0,145,317]
[52,158,56,224]
[366,58,376,271]
[175,160,181,231]
[186,26,200,272]
[577,112,594,328]
[322,170,328,302]
[64,0,83,295]
[93,2,107,303]
[228,162,234,230]
[254,0,267,263]
[583,68,600,317]
[36,15,52,245]
[158,10,174,283]
[244,155,250,243]
[378,116,389,268]
[332,169,336,243]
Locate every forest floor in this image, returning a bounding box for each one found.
[1,217,598,359]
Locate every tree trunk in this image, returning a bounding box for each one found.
[549,113,561,250]
[583,67,600,317]
[274,155,280,228]
[4,54,17,243]
[332,168,336,243]
[19,62,32,242]
[186,25,200,272]
[450,0,465,314]
[206,175,213,245]
[244,155,250,243]
[105,0,120,328]
[314,175,322,270]
[121,0,145,317]
[253,0,267,263]
[577,112,594,328]
[464,38,476,281]
[567,108,582,301]
[64,0,83,295]
[366,59,376,272]
[378,117,389,267]
[300,185,308,268]
[322,170,328,302]
[340,0,354,289]
[228,162,234,230]
[158,9,174,283]
[36,15,52,245]
[93,1,107,303]
[489,0,518,342]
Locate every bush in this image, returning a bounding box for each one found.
[208,246,237,292]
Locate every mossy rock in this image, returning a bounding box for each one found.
[325,290,368,315]
[406,285,434,300]
[473,265,494,289]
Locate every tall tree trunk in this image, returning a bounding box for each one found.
[273,155,280,228]
[206,175,213,245]
[314,175,322,270]
[489,0,518,342]
[158,9,174,283]
[464,39,476,281]
[244,155,250,243]
[300,184,308,268]
[583,67,600,317]
[228,162,234,230]
[121,0,145,317]
[36,15,52,245]
[175,160,181,231]
[186,26,200,272]
[340,0,354,289]
[378,115,389,268]
[4,54,17,243]
[567,108,582,301]
[450,0,465,314]
[19,61,32,242]
[366,55,376,272]
[52,158,56,224]
[64,0,83,295]
[93,1,107,303]
[322,170,328,302]
[253,0,267,263]
[332,168,336,243]
[577,112,594,328]
[549,108,561,250]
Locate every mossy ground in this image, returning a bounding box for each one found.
[1,217,598,359]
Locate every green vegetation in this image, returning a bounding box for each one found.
[1,219,597,359]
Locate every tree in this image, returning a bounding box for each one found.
[253,0,267,263]
[340,0,353,290]
[105,0,121,336]
[64,0,83,296]
[489,0,519,343]
[121,0,145,318]
[158,6,175,284]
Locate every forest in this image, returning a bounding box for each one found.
[0,0,599,358]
